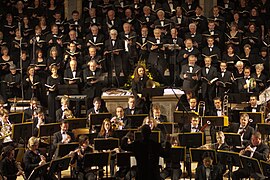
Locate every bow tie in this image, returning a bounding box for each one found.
[192,127,197,129]
[217,109,222,111]
[206,67,210,69]
[92,35,97,37]
[72,70,76,72]
[62,131,66,134]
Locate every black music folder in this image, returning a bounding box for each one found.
[56,142,79,158]
[223,133,242,147]
[48,156,71,177]
[28,162,50,180]
[9,112,24,124]
[157,122,177,134]
[240,155,262,175]
[114,129,136,140]
[65,118,87,129]
[178,132,204,149]
[260,160,270,178]
[134,131,160,143]
[94,138,119,151]
[127,114,148,128]
[190,148,217,164]
[239,112,264,126]
[89,113,112,126]
[12,122,33,142]
[39,123,60,137]
[83,152,110,168]
[202,116,229,127]
[256,123,270,135]
[217,150,241,168]
[169,146,186,163]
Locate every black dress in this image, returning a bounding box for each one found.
[46,75,62,121]
[23,75,41,100]
[23,150,42,178]
[131,75,149,112]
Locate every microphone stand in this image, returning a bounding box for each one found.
[18,21,24,100]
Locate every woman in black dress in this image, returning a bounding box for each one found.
[46,65,62,121]
[23,66,40,100]
[222,44,238,72]
[131,65,149,113]
[23,137,47,179]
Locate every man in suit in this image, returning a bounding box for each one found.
[55,96,72,122]
[102,10,122,36]
[136,26,149,62]
[217,62,233,98]
[153,10,171,35]
[238,66,259,93]
[121,124,170,180]
[180,55,201,94]
[147,28,167,84]
[244,95,261,112]
[63,59,82,87]
[32,109,50,137]
[111,106,131,130]
[124,96,143,115]
[195,153,223,180]
[201,56,218,109]
[181,116,201,133]
[24,97,39,121]
[85,25,104,56]
[178,38,201,66]
[119,23,137,76]
[184,23,203,49]
[151,104,167,123]
[201,36,221,68]
[170,7,189,35]
[224,113,254,149]
[52,120,75,157]
[138,6,156,35]
[83,47,103,70]
[104,29,124,87]
[232,132,269,180]
[209,97,224,116]
[86,97,108,118]
[190,6,208,33]
[165,28,183,84]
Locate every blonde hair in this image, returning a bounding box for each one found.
[27,137,39,149]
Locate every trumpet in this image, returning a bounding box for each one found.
[111,117,125,130]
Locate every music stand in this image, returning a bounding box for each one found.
[12,122,33,144]
[202,116,229,127]
[142,87,164,98]
[178,132,204,149]
[94,138,119,151]
[48,156,71,180]
[83,152,110,178]
[224,133,242,147]
[117,152,133,167]
[260,160,270,178]
[65,118,87,129]
[89,113,112,127]
[134,131,160,143]
[56,142,79,158]
[39,123,61,137]
[114,129,136,140]
[240,155,263,178]
[157,122,177,134]
[169,146,186,164]
[190,148,217,164]
[257,123,270,135]
[217,150,241,180]
[9,112,24,124]
[126,114,148,128]
[88,132,98,145]
[27,162,50,180]
[58,84,79,95]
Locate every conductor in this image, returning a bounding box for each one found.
[121,124,170,180]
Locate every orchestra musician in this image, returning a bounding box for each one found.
[151,104,167,123]
[86,97,108,117]
[232,132,269,180]
[23,137,47,179]
[0,109,13,146]
[195,152,223,180]
[181,116,202,133]
[124,96,143,116]
[111,106,131,130]
[224,113,254,150]
[243,95,261,112]
[0,145,25,180]
[97,118,115,138]
[55,95,72,122]
[70,135,95,180]
[32,109,50,137]
[23,97,39,121]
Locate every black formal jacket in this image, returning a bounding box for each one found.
[195,165,223,180]
[124,107,143,116]
[243,143,269,161]
[86,107,109,118]
[121,137,169,180]
[152,114,168,123]
[181,124,202,133]
[63,67,82,85]
[201,66,218,96]
[52,131,75,148]
[243,105,261,112]
[180,64,201,91]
